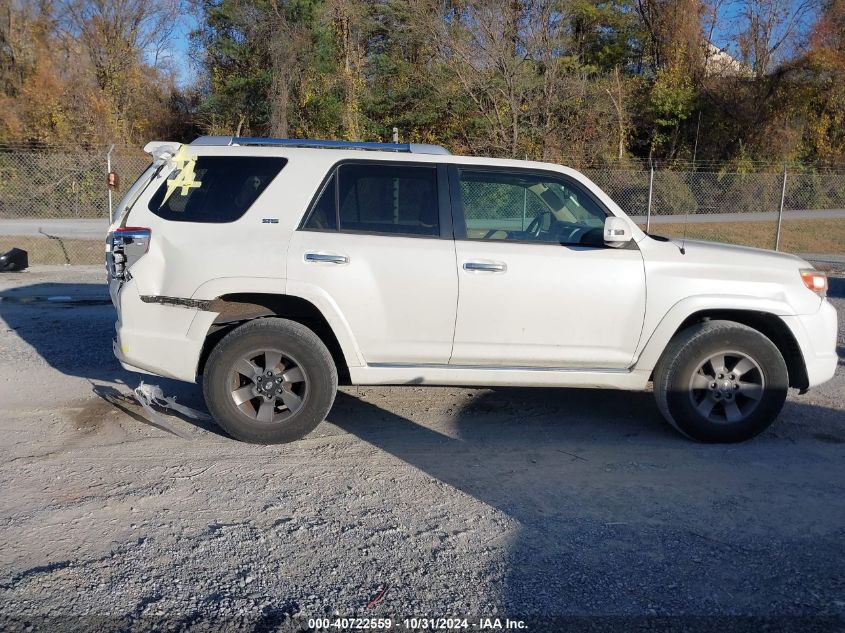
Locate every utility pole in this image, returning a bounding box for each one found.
[646,162,655,233]
[106,144,115,220]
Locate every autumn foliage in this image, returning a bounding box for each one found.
[1,0,843,168]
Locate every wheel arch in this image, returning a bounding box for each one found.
[641,308,808,390]
[197,292,359,383]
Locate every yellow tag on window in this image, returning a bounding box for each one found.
[162,145,201,203]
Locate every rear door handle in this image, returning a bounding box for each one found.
[463,261,506,273]
[305,252,348,264]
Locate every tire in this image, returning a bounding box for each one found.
[203,318,337,444]
[653,320,788,443]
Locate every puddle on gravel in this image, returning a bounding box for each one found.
[72,397,124,434]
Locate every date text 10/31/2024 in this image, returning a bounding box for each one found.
[307,617,529,630]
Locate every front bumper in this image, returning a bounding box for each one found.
[113,279,216,383]
[782,299,839,389]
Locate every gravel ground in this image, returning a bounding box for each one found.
[0,267,843,632]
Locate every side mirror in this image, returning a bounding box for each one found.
[604,216,632,248]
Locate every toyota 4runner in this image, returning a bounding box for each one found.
[106,136,838,444]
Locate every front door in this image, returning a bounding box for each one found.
[449,166,646,369]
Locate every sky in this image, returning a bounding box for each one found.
[157,13,200,88]
[709,0,820,63]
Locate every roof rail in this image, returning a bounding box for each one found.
[189,135,450,155]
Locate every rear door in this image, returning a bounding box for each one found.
[287,161,458,365]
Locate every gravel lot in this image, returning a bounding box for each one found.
[0,266,843,632]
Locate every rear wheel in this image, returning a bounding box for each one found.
[203,318,337,444]
[654,320,788,443]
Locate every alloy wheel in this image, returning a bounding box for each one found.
[228,348,308,423]
[688,350,765,424]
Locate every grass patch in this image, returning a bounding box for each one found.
[642,218,845,254]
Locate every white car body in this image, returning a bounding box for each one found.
[107,138,837,403]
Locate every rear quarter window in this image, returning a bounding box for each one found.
[148,156,286,223]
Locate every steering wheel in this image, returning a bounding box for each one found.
[525,211,554,238]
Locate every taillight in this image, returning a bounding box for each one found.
[114,227,152,251]
[800,269,828,297]
[110,227,151,281]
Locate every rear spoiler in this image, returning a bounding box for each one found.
[143,141,182,166]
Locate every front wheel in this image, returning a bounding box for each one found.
[654,320,788,443]
[203,318,338,444]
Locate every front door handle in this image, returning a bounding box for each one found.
[305,252,349,264]
[463,261,506,273]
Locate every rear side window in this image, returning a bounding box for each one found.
[148,156,286,223]
[303,163,439,236]
[304,174,338,230]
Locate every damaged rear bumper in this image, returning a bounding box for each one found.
[113,338,158,376]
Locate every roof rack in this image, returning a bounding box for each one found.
[189,135,450,155]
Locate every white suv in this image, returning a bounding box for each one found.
[106,136,838,444]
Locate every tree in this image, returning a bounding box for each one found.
[571,0,642,71]
[194,0,315,137]
[320,0,368,139]
[778,0,845,163]
[645,51,696,158]
[635,0,707,75]
[404,0,632,162]
[57,0,186,140]
[361,0,456,144]
[0,0,194,146]
[730,0,819,78]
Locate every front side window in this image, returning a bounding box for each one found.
[459,169,607,246]
[303,163,439,236]
[148,156,286,223]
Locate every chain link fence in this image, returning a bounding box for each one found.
[587,168,845,255]
[0,144,843,265]
[0,145,148,264]
[586,168,845,217]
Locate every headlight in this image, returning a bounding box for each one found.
[800,269,828,297]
